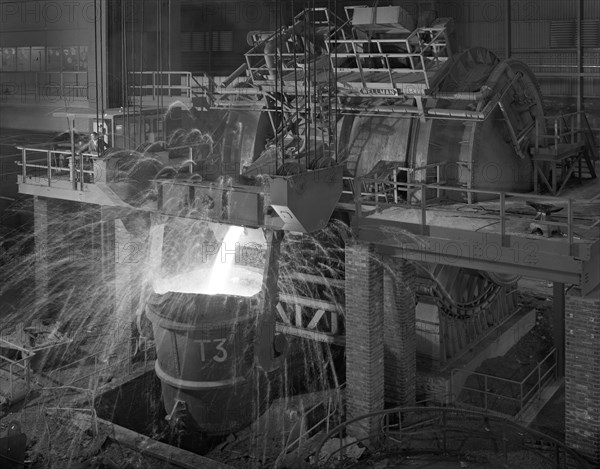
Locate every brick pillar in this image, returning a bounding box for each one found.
[565,289,600,465]
[383,258,416,406]
[345,242,384,441]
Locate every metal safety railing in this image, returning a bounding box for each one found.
[0,342,32,403]
[128,71,193,101]
[244,10,449,94]
[451,348,558,417]
[331,34,449,92]
[244,8,347,86]
[312,406,592,468]
[340,5,451,90]
[41,336,154,393]
[343,161,447,205]
[350,175,600,252]
[535,111,598,159]
[279,383,346,462]
[16,145,96,190]
[16,143,203,192]
[534,111,599,160]
[1,324,76,405]
[0,71,89,102]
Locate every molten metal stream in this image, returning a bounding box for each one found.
[153,226,263,297]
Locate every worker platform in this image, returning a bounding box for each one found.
[340,131,599,296]
[242,7,453,96]
[14,6,600,298]
[15,138,600,298]
[530,113,598,196]
[128,6,456,114]
[348,182,600,294]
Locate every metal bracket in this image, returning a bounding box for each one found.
[256,230,287,372]
[165,399,188,424]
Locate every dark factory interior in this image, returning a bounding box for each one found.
[0,1,599,468]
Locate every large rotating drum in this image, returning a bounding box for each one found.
[336,47,533,339]
[340,47,545,200]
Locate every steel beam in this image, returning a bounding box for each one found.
[275,323,345,346]
[577,0,583,115]
[505,0,511,59]
[355,218,598,287]
[279,294,340,312]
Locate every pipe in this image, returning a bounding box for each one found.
[264,39,276,80]
[505,0,511,59]
[577,0,583,117]
[339,104,487,120]
[338,104,421,115]
[245,31,278,81]
[221,63,249,88]
[426,108,486,120]
[247,31,274,47]
[429,90,489,101]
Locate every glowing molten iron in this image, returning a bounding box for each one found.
[154,226,263,297]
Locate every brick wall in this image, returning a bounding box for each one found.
[345,242,385,440]
[383,258,417,406]
[565,289,600,465]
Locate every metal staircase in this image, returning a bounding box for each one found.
[530,112,598,195]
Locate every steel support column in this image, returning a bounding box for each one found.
[256,230,285,372]
[577,0,583,116]
[552,282,565,377]
[505,0,511,59]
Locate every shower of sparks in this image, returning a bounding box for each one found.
[153,226,262,297]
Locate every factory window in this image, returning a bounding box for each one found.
[47,47,63,71]
[62,47,79,71]
[0,45,89,99]
[1,48,16,71]
[181,31,234,52]
[0,46,89,72]
[191,32,210,51]
[551,20,600,48]
[17,47,31,71]
[31,47,46,71]
[212,31,233,52]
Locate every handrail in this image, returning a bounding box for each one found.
[17,145,96,189]
[280,383,346,460]
[42,337,153,391]
[343,161,447,205]
[0,350,33,402]
[0,337,32,354]
[348,175,599,251]
[241,7,449,95]
[17,145,97,157]
[535,111,598,158]
[128,71,193,100]
[451,348,558,416]
[313,405,592,468]
[542,111,590,120]
[0,70,89,102]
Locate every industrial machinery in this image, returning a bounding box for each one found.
[145,218,288,437]
[14,3,596,442]
[137,3,553,435]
